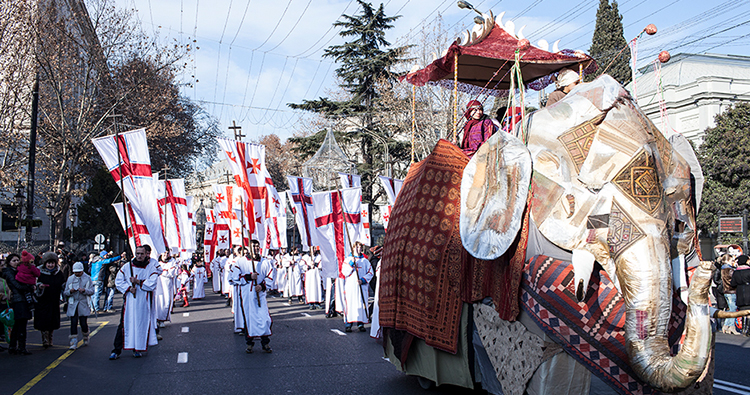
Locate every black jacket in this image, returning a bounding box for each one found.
[1,266,35,305]
[731,266,750,309]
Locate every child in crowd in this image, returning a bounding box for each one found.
[177,264,190,307]
[16,250,40,287]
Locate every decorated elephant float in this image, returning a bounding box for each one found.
[377,72,713,395]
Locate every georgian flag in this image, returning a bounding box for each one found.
[311,187,362,279]
[378,175,404,206]
[287,176,315,248]
[217,138,255,235]
[155,178,190,253]
[359,203,371,246]
[113,202,155,257]
[203,221,215,263]
[185,196,197,252]
[379,205,392,231]
[92,129,166,254]
[265,182,287,249]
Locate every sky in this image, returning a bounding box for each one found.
[112,0,750,142]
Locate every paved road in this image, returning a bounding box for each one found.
[2,287,749,395]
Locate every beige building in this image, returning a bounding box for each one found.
[631,53,750,145]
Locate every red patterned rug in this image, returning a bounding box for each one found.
[379,139,528,354]
[522,255,687,395]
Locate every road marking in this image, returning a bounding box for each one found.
[301,313,311,317]
[715,380,750,395]
[177,352,188,363]
[331,329,346,336]
[283,303,291,306]
[181,327,189,333]
[183,312,189,317]
[14,321,109,395]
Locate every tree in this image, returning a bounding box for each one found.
[697,103,750,242]
[26,0,217,247]
[73,167,124,249]
[288,0,408,201]
[588,0,630,84]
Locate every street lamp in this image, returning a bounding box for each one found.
[350,128,391,178]
[45,201,54,251]
[14,180,25,250]
[69,203,77,247]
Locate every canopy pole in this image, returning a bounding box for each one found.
[410,85,416,164]
[452,54,459,144]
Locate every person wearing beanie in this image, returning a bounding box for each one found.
[2,253,35,355]
[34,252,66,348]
[546,68,580,107]
[460,99,497,158]
[15,250,41,286]
[64,262,94,349]
[722,254,740,334]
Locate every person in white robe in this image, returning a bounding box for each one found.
[302,251,323,309]
[191,263,207,299]
[110,246,160,359]
[264,250,278,295]
[341,242,373,332]
[275,249,288,298]
[230,240,273,353]
[210,250,224,293]
[368,245,383,339]
[154,253,177,326]
[284,248,304,303]
[223,248,235,303]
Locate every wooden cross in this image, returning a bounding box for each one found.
[160,164,171,180]
[229,121,244,141]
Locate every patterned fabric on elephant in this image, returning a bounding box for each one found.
[379,139,529,354]
[522,255,693,395]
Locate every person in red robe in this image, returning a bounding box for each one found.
[460,100,497,157]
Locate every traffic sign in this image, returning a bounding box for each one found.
[95,234,105,243]
[94,243,106,251]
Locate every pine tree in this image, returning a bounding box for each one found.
[288,0,408,201]
[697,103,750,241]
[587,0,630,84]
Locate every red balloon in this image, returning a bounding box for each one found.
[658,51,671,63]
[517,38,530,51]
[645,24,657,35]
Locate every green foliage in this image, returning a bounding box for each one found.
[74,167,125,247]
[697,103,750,234]
[588,0,630,84]
[287,0,408,201]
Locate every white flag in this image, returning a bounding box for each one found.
[311,187,362,279]
[378,175,404,206]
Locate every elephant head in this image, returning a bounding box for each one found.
[460,75,711,392]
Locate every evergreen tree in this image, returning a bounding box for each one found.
[74,167,125,251]
[288,0,408,201]
[697,103,750,242]
[587,0,630,84]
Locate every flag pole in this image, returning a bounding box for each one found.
[113,116,136,299]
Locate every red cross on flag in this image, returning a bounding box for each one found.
[337,172,361,189]
[155,178,190,253]
[215,223,231,249]
[287,176,315,248]
[205,208,217,224]
[203,222,215,263]
[378,175,404,206]
[379,205,392,231]
[113,202,155,257]
[312,187,362,279]
[213,184,242,245]
[265,182,287,250]
[93,129,166,254]
[217,138,255,235]
[358,203,371,246]
[185,196,197,252]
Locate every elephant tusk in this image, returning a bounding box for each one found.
[572,249,595,302]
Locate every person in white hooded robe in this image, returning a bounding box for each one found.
[110,245,160,359]
[210,250,224,293]
[154,252,177,327]
[191,262,207,299]
[230,240,273,353]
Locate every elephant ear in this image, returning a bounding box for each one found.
[460,130,532,260]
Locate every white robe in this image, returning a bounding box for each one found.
[302,255,323,303]
[276,254,288,296]
[154,259,177,321]
[210,256,223,293]
[283,255,304,297]
[230,256,273,336]
[115,260,160,351]
[191,266,207,299]
[222,256,233,296]
[370,263,382,339]
[341,255,373,324]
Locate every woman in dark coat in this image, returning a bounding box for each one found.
[731,255,750,336]
[1,253,35,355]
[34,252,66,348]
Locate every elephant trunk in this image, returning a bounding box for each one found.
[619,242,713,392]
